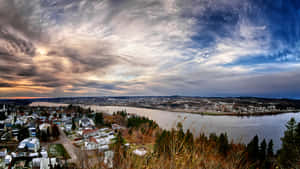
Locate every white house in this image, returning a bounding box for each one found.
[0,104,6,113]
[28,127,37,137]
[18,137,40,152]
[64,121,73,132]
[104,151,114,168]
[32,158,57,169]
[133,148,147,156]
[4,155,12,165]
[79,118,95,128]
[0,148,7,157]
[39,123,51,133]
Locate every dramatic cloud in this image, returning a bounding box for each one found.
[0,0,300,98]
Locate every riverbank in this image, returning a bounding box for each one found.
[29,101,300,116]
[124,105,300,116]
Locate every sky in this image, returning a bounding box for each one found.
[0,0,300,98]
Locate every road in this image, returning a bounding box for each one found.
[42,127,81,167]
[57,127,81,165]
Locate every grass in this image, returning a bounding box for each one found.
[48,144,70,159]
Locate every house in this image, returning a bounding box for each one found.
[95,135,115,145]
[104,151,114,168]
[15,118,25,126]
[64,121,73,132]
[0,148,7,157]
[82,129,99,138]
[0,104,6,113]
[79,118,95,128]
[0,132,9,141]
[12,129,19,137]
[99,145,109,152]
[39,123,51,133]
[41,149,48,158]
[18,137,40,152]
[4,155,12,165]
[29,152,39,157]
[28,126,37,137]
[84,141,98,150]
[112,124,125,130]
[32,158,57,169]
[133,147,147,156]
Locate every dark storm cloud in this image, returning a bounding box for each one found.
[60,47,119,74]
[0,0,122,93]
[0,0,42,40]
[0,29,36,56]
[0,82,16,88]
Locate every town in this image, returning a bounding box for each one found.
[0,99,299,169]
[24,96,300,115]
[0,103,153,169]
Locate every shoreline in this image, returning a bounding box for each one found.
[29,101,300,117]
[127,105,300,116]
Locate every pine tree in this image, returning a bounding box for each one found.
[209,133,218,142]
[95,113,104,126]
[259,139,267,161]
[184,129,194,151]
[112,131,126,166]
[218,133,229,156]
[278,118,299,168]
[267,139,273,157]
[155,130,171,155]
[176,123,185,152]
[247,135,259,162]
[296,122,300,148]
[72,118,76,130]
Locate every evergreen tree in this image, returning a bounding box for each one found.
[112,131,126,151]
[52,125,60,138]
[95,113,104,126]
[247,135,259,161]
[218,133,229,156]
[209,133,218,142]
[177,123,185,142]
[259,139,267,161]
[155,130,171,155]
[112,131,126,166]
[267,139,273,157]
[278,118,299,168]
[72,118,76,130]
[184,129,194,150]
[41,131,48,142]
[0,112,6,120]
[296,122,300,148]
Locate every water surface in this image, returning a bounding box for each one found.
[30,102,300,150]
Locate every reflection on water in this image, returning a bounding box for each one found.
[30,102,300,150]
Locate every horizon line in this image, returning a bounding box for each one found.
[0,96,299,100]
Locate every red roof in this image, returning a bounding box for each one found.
[82,129,98,136]
[89,137,98,143]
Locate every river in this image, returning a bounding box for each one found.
[30,102,300,151]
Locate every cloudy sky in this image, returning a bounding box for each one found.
[0,0,300,98]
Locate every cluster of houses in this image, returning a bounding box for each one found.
[0,103,151,168]
[211,102,280,114]
[62,116,116,168]
[0,104,65,168]
[0,136,61,168]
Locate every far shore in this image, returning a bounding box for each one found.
[30,101,300,117]
[127,105,300,116]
